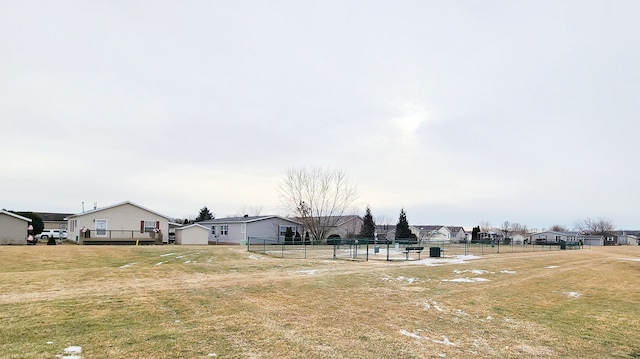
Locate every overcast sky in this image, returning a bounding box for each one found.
[2,1,639,230]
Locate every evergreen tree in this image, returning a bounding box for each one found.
[294,231,302,244]
[14,212,44,235]
[284,227,294,244]
[395,208,416,239]
[358,206,376,239]
[195,207,213,222]
[471,226,481,242]
[304,231,310,244]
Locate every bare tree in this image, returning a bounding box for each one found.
[510,222,528,235]
[550,224,567,232]
[575,217,615,235]
[234,206,263,217]
[277,167,359,242]
[479,221,492,232]
[501,221,512,241]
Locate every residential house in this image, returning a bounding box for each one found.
[616,231,639,246]
[448,226,467,243]
[34,212,73,231]
[324,215,363,239]
[529,231,582,244]
[476,231,505,243]
[175,224,210,245]
[198,215,302,245]
[65,201,170,244]
[374,224,394,241]
[0,211,32,245]
[412,225,449,242]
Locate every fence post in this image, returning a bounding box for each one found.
[366,240,369,261]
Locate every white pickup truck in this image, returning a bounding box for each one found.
[37,229,69,240]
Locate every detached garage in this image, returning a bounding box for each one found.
[0,211,32,245]
[175,224,209,245]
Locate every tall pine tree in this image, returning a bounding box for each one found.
[195,206,213,222]
[395,208,416,239]
[358,206,376,239]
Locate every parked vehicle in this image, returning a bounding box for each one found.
[37,229,68,240]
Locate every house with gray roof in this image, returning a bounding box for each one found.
[197,215,302,245]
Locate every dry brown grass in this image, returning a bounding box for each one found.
[1,244,640,358]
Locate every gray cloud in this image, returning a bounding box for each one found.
[2,0,638,229]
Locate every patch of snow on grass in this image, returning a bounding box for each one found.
[400,329,425,339]
[381,275,419,283]
[544,266,559,269]
[425,300,443,311]
[410,255,481,267]
[160,253,177,257]
[56,346,83,359]
[433,336,456,346]
[298,269,322,275]
[64,346,82,354]
[119,263,136,268]
[619,258,640,262]
[500,270,516,274]
[155,262,165,266]
[207,354,217,357]
[563,291,582,298]
[442,278,490,283]
[184,260,191,264]
[248,255,263,260]
[454,269,492,275]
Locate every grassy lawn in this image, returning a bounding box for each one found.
[1,244,640,358]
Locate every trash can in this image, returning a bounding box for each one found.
[560,241,566,250]
[374,246,380,254]
[429,247,441,258]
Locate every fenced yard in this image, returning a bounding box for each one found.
[247,237,587,260]
[1,244,639,358]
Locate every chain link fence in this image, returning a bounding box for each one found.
[247,237,589,261]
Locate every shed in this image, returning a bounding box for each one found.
[175,224,210,245]
[0,211,32,245]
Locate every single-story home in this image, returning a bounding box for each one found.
[0,211,32,245]
[325,215,364,239]
[413,225,452,242]
[34,212,73,231]
[65,201,170,245]
[197,215,302,245]
[175,224,210,245]
[529,231,581,244]
[616,231,639,246]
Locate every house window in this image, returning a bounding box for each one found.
[143,221,156,233]
[96,219,107,236]
[279,225,297,237]
[211,226,216,235]
[241,224,246,233]
[220,225,228,236]
[556,236,561,241]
